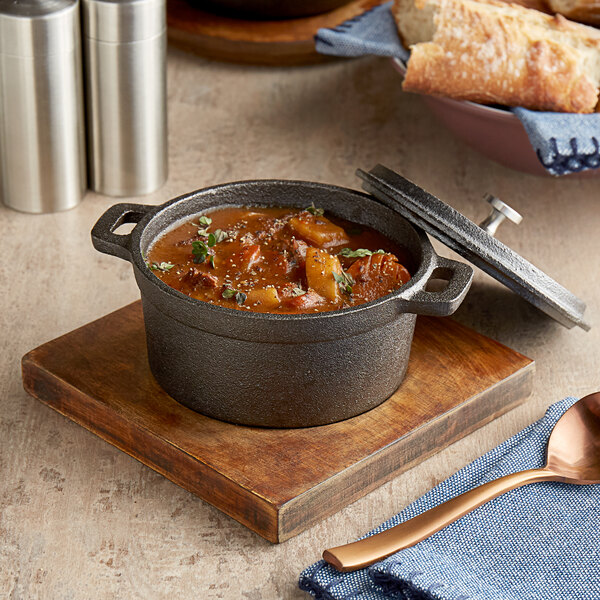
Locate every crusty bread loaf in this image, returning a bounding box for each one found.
[546,0,600,26]
[393,0,600,112]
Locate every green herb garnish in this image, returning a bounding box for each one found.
[197,215,212,236]
[222,286,247,305]
[192,240,210,264]
[338,248,385,258]
[207,229,228,247]
[149,261,175,272]
[195,226,226,261]
[333,271,355,295]
[306,203,324,217]
[291,287,306,297]
[235,292,247,306]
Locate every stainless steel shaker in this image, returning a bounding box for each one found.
[0,0,86,213]
[82,0,167,197]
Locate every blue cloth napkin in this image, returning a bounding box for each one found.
[299,397,600,599]
[315,2,600,176]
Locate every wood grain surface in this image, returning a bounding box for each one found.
[22,302,533,543]
[167,0,381,65]
[2,48,600,599]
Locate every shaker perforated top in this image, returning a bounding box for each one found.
[358,164,590,331]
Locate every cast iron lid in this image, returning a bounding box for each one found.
[358,164,590,331]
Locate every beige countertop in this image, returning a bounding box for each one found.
[1,48,599,599]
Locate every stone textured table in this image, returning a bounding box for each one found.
[1,48,599,599]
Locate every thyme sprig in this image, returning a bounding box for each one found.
[306,203,324,217]
[208,229,228,245]
[291,286,306,297]
[339,248,385,258]
[222,286,247,305]
[148,261,174,272]
[192,228,227,264]
[197,215,212,237]
[333,271,355,295]
[192,240,210,264]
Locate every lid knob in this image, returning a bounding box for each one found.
[479,194,523,237]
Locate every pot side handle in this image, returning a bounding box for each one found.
[397,257,473,317]
[91,203,154,262]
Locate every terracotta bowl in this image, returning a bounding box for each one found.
[391,58,597,178]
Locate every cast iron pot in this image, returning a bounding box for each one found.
[91,180,473,428]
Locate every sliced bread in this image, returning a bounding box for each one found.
[393,0,600,112]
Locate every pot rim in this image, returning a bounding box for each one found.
[92,179,473,321]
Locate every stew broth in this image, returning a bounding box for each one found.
[146,206,411,313]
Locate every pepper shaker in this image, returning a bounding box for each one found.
[82,0,167,197]
[0,0,86,213]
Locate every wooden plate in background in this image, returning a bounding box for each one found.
[167,0,382,65]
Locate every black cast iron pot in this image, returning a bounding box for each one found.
[91,180,473,428]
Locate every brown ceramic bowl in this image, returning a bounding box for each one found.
[391,58,598,178]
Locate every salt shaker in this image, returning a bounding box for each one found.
[82,0,167,197]
[0,0,86,213]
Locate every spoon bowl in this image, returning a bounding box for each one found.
[545,393,600,483]
[324,393,600,572]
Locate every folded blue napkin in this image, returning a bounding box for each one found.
[315,2,600,176]
[299,397,600,599]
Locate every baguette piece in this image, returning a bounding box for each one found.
[546,0,600,26]
[393,0,600,112]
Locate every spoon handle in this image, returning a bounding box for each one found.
[323,467,558,572]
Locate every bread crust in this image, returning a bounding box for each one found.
[396,0,600,112]
[546,0,600,26]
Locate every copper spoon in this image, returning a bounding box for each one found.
[323,392,600,572]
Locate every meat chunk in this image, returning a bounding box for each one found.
[181,267,219,289]
[291,237,309,269]
[281,289,325,311]
[231,244,262,271]
[346,253,410,302]
[305,247,344,302]
[289,214,350,248]
[272,253,291,276]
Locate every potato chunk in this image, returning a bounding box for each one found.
[289,214,350,248]
[347,253,411,303]
[246,286,281,310]
[305,247,344,302]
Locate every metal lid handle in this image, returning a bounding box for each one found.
[479,194,522,237]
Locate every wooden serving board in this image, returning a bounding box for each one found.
[167,0,382,65]
[22,301,533,543]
